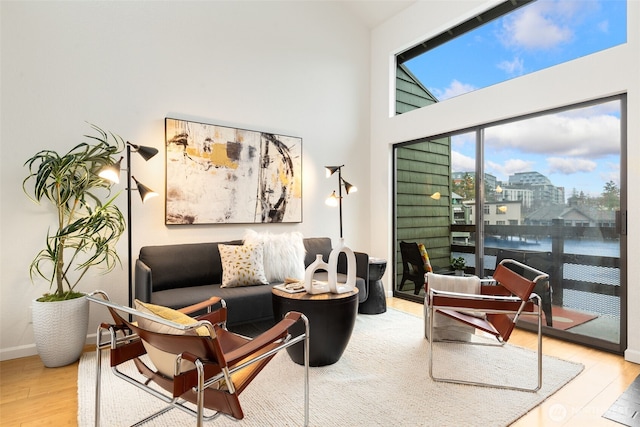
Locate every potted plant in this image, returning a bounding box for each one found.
[23,125,125,367]
[451,256,466,276]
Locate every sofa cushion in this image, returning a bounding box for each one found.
[218,243,269,288]
[151,284,277,326]
[303,237,333,266]
[138,241,242,292]
[244,229,306,281]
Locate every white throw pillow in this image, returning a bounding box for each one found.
[218,243,269,288]
[244,230,306,282]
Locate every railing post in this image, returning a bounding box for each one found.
[551,218,564,306]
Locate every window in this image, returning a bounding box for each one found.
[395,0,626,114]
[393,95,625,353]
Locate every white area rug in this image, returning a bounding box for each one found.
[78,308,583,426]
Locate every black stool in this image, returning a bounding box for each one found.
[358,258,387,314]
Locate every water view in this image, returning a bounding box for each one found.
[484,237,620,257]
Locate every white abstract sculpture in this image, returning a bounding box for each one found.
[303,238,356,295]
[328,238,356,294]
[304,254,331,294]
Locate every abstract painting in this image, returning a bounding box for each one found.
[165,118,302,224]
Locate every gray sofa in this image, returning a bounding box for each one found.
[135,237,369,326]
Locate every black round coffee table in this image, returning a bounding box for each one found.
[272,287,359,366]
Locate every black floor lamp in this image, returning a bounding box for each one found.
[99,142,158,309]
[325,165,357,239]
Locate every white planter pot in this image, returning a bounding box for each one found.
[32,295,89,367]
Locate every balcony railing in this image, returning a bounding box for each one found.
[451,221,621,318]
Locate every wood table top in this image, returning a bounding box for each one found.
[272,286,358,301]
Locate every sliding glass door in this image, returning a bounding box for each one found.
[393,96,626,353]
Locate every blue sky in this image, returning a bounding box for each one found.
[405,0,626,198]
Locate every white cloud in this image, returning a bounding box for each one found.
[599,162,620,186]
[434,79,477,101]
[485,108,620,158]
[598,20,609,33]
[599,171,619,186]
[486,158,535,181]
[496,0,602,51]
[451,150,475,173]
[547,157,597,174]
[497,56,524,75]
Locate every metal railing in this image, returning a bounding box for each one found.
[451,222,621,305]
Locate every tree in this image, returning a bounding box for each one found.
[452,173,475,201]
[601,180,620,210]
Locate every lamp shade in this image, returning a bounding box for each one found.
[128,143,159,161]
[325,191,339,207]
[325,165,342,178]
[343,180,357,194]
[98,157,123,184]
[430,192,441,200]
[132,176,158,203]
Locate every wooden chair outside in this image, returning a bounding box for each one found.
[399,241,427,295]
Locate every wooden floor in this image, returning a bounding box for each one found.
[1,298,638,426]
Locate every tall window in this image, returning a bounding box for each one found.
[396,0,627,114]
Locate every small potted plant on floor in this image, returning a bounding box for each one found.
[451,256,466,276]
[23,124,125,367]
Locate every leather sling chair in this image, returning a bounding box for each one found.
[495,248,554,327]
[425,259,548,392]
[88,291,310,426]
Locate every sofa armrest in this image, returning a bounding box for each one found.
[354,251,369,285]
[134,259,153,303]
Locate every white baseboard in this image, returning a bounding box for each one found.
[0,344,37,361]
[0,334,97,362]
[624,348,640,365]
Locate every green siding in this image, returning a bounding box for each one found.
[396,64,437,114]
[395,137,453,282]
[394,66,452,289]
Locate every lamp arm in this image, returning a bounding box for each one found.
[338,167,343,239]
[127,145,133,310]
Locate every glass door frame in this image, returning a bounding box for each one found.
[392,94,627,354]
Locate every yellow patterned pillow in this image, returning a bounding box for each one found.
[134,299,209,336]
[417,243,433,273]
[218,243,269,288]
[134,300,210,378]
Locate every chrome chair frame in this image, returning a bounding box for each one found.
[426,259,548,392]
[88,291,310,427]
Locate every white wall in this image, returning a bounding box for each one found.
[370,0,640,363]
[0,1,372,360]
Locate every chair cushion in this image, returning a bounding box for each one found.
[218,243,269,288]
[417,243,433,273]
[134,300,209,378]
[135,299,209,336]
[425,273,481,342]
